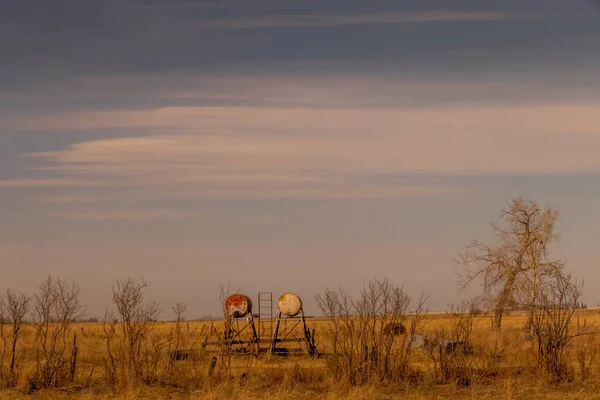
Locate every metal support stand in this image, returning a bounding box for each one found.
[269,308,318,358]
[222,314,259,356]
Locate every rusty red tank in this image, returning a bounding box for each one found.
[224,294,252,318]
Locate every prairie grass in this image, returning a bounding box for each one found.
[2,310,600,398]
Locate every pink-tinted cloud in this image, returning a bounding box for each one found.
[51,209,196,220]
[20,104,600,176]
[0,178,100,187]
[4,86,600,204]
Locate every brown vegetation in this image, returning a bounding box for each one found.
[0,308,600,399]
[0,275,597,399]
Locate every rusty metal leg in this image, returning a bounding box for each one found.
[268,313,282,359]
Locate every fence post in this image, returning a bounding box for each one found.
[70,332,78,381]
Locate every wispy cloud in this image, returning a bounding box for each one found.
[1,101,596,209]
[51,209,197,220]
[33,194,100,203]
[5,74,600,121]
[203,12,518,29]
[0,178,100,188]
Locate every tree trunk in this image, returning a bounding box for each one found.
[493,308,504,331]
[10,332,17,372]
[493,272,518,331]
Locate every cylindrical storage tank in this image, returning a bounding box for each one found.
[224,294,252,318]
[383,322,406,336]
[278,292,303,317]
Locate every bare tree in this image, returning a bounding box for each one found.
[457,197,564,330]
[32,275,85,388]
[1,289,29,376]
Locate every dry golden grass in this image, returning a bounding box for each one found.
[2,310,600,399]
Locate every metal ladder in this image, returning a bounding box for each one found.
[257,292,273,345]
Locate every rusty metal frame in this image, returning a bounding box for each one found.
[221,314,259,355]
[268,308,318,358]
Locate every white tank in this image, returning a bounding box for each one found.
[278,292,303,317]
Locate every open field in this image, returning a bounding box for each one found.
[2,309,600,399]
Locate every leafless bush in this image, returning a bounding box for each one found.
[529,272,590,382]
[574,336,597,381]
[0,289,29,387]
[316,278,428,386]
[0,303,6,386]
[167,302,187,374]
[0,300,13,388]
[31,276,85,388]
[101,310,119,385]
[425,301,476,385]
[106,277,162,386]
[218,283,233,371]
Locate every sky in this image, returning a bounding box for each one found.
[2,0,600,319]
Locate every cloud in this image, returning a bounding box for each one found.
[1,101,597,209]
[3,0,592,89]
[50,209,196,220]
[202,12,516,29]
[4,73,600,208]
[11,101,600,136]
[7,73,600,115]
[33,194,100,203]
[0,178,100,188]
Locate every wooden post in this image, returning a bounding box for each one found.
[208,356,217,376]
[70,333,78,381]
[85,368,94,388]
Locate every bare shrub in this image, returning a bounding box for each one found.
[425,301,476,385]
[0,299,14,388]
[167,302,187,374]
[105,277,161,387]
[529,272,589,382]
[31,276,85,388]
[0,289,29,387]
[574,335,597,381]
[0,303,6,386]
[101,310,119,385]
[316,278,428,386]
[218,283,237,372]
